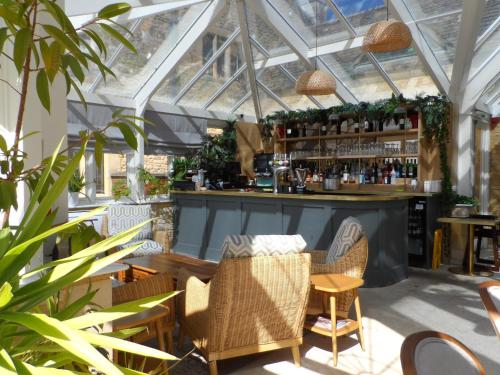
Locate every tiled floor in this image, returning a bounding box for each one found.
[169,267,499,374]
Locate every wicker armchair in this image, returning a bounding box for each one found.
[307,236,368,318]
[112,273,175,353]
[177,253,311,375]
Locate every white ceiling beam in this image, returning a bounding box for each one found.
[475,16,500,51]
[389,0,450,95]
[247,0,358,104]
[236,0,262,119]
[69,0,206,28]
[231,92,252,114]
[462,52,500,114]
[448,0,487,103]
[66,0,206,17]
[133,0,225,107]
[68,90,136,109]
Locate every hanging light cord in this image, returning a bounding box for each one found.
[315,0,318,69]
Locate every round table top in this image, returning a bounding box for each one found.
[310,273,364,293]
[113,305,170,331]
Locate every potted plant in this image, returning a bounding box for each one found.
[451,194,479,218]
[68,171,85,207]
[112,179,132,201]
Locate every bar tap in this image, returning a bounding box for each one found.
[271,153,291,194]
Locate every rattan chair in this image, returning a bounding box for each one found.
[400,331,486,375]
[177,253,311,375]
[112,273,175,353]
[479,280,500,339]
[306,236,369,318]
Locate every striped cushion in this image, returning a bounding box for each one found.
[222,234,307,259]
[108,204,152,241]
[326,217,363,264]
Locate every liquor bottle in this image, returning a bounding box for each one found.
[408,159,414,178]
[354,123,360,133]
[413,159,418,177]
[359,165,365,184]
[378,120,384,132]
[399,118,405,130]
[286,124,293,138]
[319,169,324,183]
[312,169,319,183]
[401,159,407,178]
[391,164,397,184]
[321,123,327,136]
[371,163,376,184]
[364,164,371,183]
[336,122,341,135]
[383,161,389,185]
[342,164,349,183]
[377,162,383,184]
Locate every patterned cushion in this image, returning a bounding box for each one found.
[326,217,363,264]
[108,204,152,241]
[222,234,307,259]
[120,239,164,258]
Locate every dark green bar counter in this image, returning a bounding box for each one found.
[171,190,410,287]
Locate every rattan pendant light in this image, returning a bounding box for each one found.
[362,2,412,53]
[296,0,336,96]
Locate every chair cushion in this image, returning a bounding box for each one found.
[487,286,500,312]
[108,204,152,241]
[120,239,164,258]
[326,217,363,264]
[221,234,307,259]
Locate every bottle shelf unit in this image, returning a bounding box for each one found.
[277,128,418,143]
[297,153,419,161]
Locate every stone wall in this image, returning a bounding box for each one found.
[116,154,169,175]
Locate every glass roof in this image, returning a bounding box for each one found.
[73,0,500,119]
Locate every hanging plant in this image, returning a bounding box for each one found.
[414,94,453,213]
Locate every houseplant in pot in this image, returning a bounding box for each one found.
[68,171,85,207]
[0,1,178,373]
[451,194,479,218]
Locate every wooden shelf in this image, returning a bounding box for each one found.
[294,154,419,160]
[278,128,418,143]
[304,316,359,337]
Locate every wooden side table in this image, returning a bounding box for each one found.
[113,305,170,373]
[305,274,365,367]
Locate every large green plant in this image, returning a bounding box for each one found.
[0,1,177,373]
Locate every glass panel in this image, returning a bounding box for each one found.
[470,27,500,76]
[282,60,342,106]
[321,47,393,102]
[272,0,350,47]
[478,0,500,36]
[206,70,252,114]
[178,37,245,109]
[374,48,439,97]
[234,94,257,118]
[79,22,133,92]
[418,12,462,79]
[333,0,387,34]
[152,2,241,105]
[244,3,293,57]
[95,3,207,98]
[402,0,463,20]
[258,65,318,110]
[258,86,286,115]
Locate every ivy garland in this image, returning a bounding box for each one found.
[262,94,453,211]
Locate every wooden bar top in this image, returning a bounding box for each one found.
[438,217,500,226]
[172,190,410,202]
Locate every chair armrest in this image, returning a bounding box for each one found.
[177,268,211,340]
[152,230,169,252]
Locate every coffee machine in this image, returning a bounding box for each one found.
[253,153,273,189]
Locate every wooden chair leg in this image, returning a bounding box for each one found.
[209,360,218,375]
[177,327,185,350]
[329,294,338,367]
[166,329,174,354]
[155,320,168,374]
[354,290,365,351]
[291,345,301,367]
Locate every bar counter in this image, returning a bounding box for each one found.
[172,190,410,287]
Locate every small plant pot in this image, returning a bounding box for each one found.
[451,204,475,218]
[68,192,79,208]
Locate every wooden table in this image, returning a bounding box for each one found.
[113,305,170,373]
[438,217,499,276]
[120,253,218,283]
[305,274,365,367]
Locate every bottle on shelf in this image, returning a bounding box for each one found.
[359,165,365,184]
[354,122,360,134]
[342,163,349,183]
[286,123,293,138]
[413,159,418,177]
[391,164,397,185]
[364,164,371,184]
[378,120,384,132]
[401,159,407,178]
[371,163,377,184]
[321,123,327,136]
[336,121,341,135]
[407,159,414,178]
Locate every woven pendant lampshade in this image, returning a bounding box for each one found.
[362,19,412,53]
[295,70,336,96]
